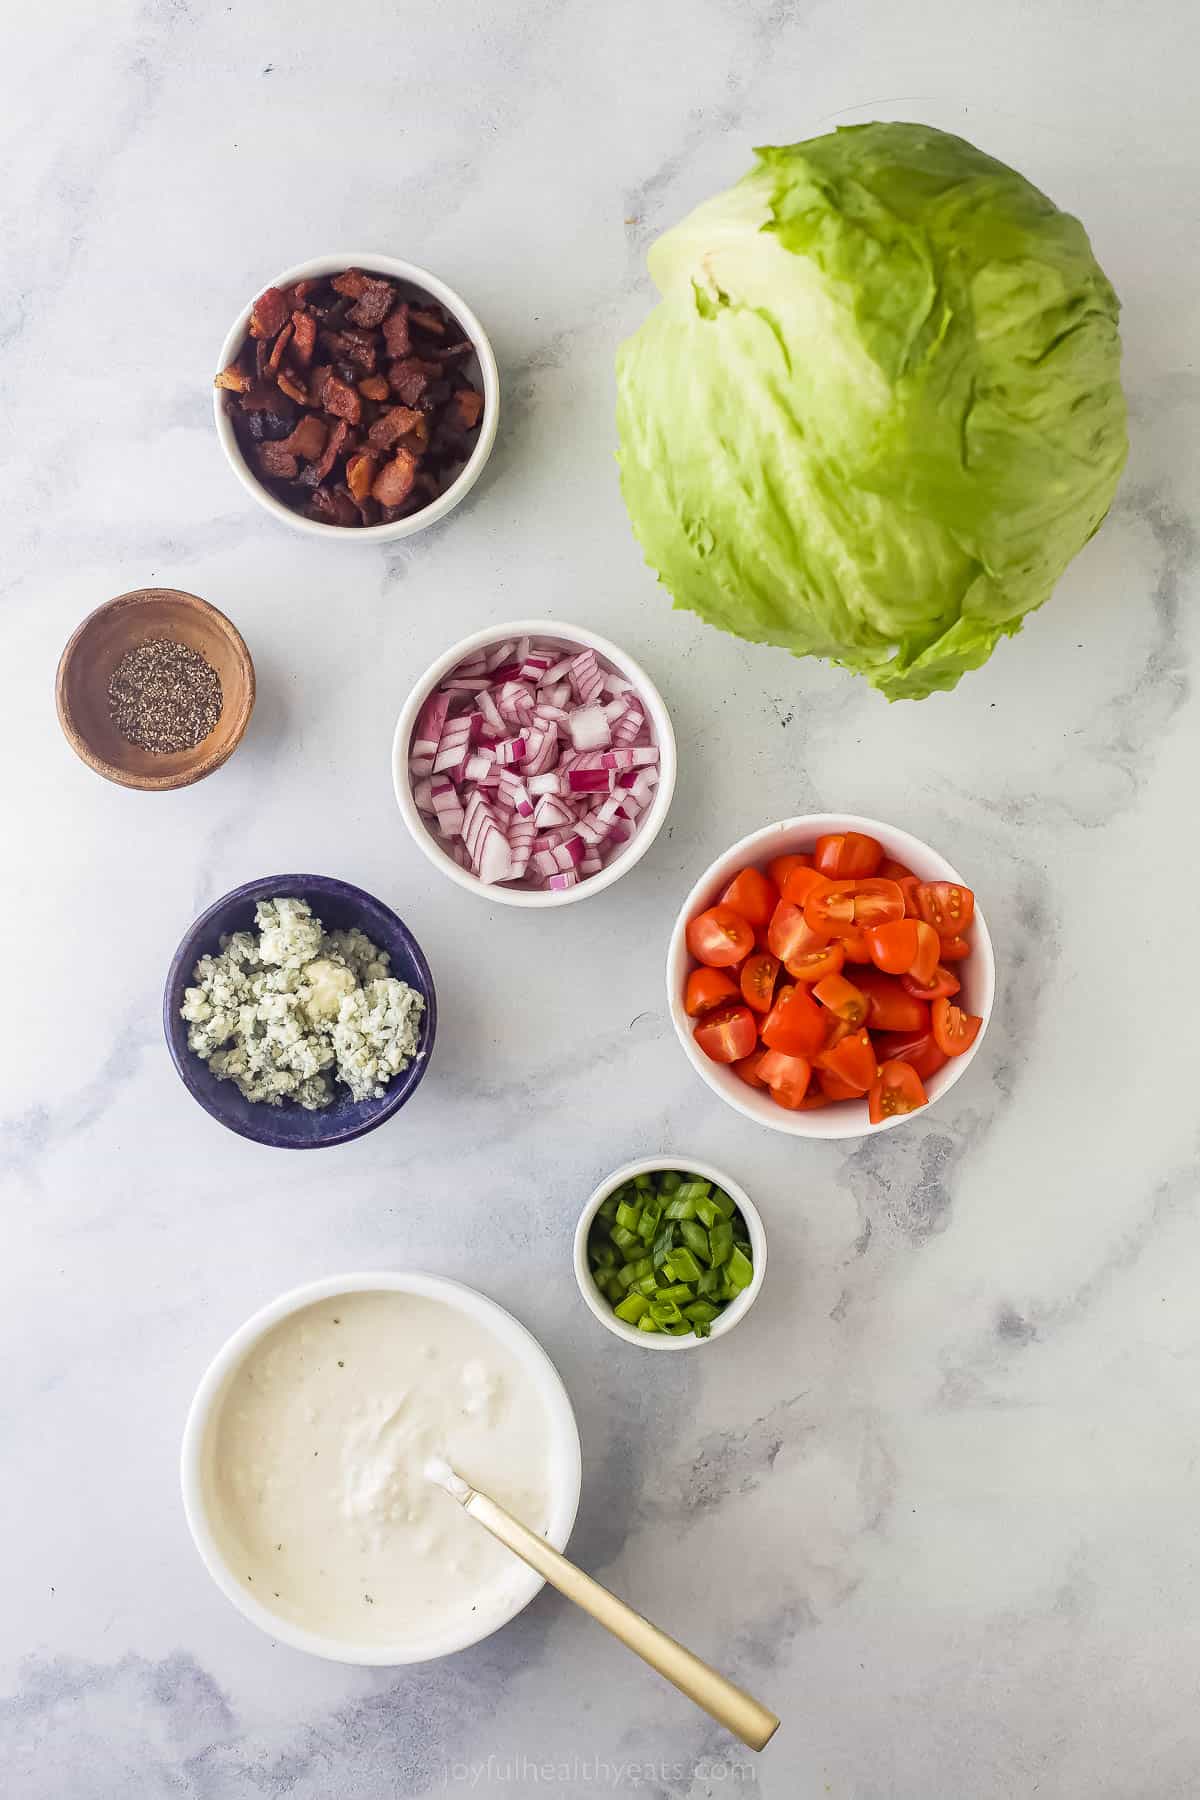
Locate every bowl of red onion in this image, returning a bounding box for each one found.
[392,620,676,906]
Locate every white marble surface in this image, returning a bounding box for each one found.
[4,1,1200,1794]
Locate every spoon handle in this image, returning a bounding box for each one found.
[461,1485,779,1752]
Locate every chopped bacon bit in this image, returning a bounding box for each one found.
[381,304,411,358]
[388,358,439,405]
[320,371,362,424]
[290,310,317,366]
[367,405,424,451]
[347,277,395,329]
[409,308,446,336]
[319,327,376,373]
[371,448,418,507]
[249,286,289,339]
[275,369,308,405]
[257,442,299,479]
[266,321,294,372]
[331,269,370,298]
[310,418,350,483]
[215,363,251,392]
[346,451,377,503]
[452,386,484,430]
[358,374,390,402]
[277,415,327,461]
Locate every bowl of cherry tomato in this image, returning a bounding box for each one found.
[666,815,995,1138]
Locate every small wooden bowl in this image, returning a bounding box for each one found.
[56,588,255,791]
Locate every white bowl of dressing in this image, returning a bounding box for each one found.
[181,1273,581,1665]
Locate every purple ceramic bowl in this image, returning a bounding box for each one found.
[164,874,437,1149]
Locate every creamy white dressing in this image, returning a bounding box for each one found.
[205,1291,554,1644]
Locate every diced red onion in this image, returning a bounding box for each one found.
[497,770,534,817]
[494,735,528,767]
[532,793,573,829]
[413,691,451,761]
[567,767,611,794]
[612,704,644,747]
[433,714,473,778]
[568,649,604,706]
[568,704,611,752]
[409,633,662,891]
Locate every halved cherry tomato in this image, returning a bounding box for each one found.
[939,935,971,963]
[813,832,883,880]
[914,881,975,937]
[720,867,778,931]
[865,918,940,983]
[837,926,872,962]
[868,1059,928,1123]
[786,939,845,983]
[767,853,811,892]
[781,865,833,907]
[686,905,755,969]
[731,1048,769,1088]
[865,919,920,975]
[817,1027,876,1093]
[812,972,868,1025]
[931,997,983,1058]
[878,857,914,882]
[805,877,904,937]
[693,1001,758,1064]
[852,968,930,1033]
[740,952,780,1013]
[756,1049,812,1109]
[796,1087,832,1109]
[898,876,922,919]
[761,983,826,1058]
[684,967,739,1016]
[873,1029,948,1083]
[767,901,838,978]
[819,1067,862,1101]
[901,963,960,1001]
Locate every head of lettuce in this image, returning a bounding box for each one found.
[616,123,1127,699]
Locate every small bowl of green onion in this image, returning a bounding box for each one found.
[574,1158,766,1349]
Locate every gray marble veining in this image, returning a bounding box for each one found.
[4,1,1200,1795]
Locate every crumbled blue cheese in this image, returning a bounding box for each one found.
[181,896,424,1108]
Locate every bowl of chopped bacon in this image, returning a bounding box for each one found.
[213,254,499,539]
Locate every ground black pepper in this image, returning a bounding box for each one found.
[108,638,223,753]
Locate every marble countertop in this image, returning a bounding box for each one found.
[4,1,1199,1795]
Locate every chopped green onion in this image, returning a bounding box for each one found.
[614,1293,650,1324]
[664,1247,703,1284]
[726,1246,754,1291]
[615,1200,642,1232]
[708,1220,733,1267]
[679,1220,711,1262]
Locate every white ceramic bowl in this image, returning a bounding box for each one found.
[181,1272,581,1665]
[213,253,500,541]
[667,815,995,1140]
[573,1157,766,1350]
[392,620,677,908]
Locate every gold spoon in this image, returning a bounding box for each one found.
[425,1459,779,1752]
